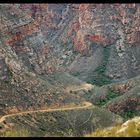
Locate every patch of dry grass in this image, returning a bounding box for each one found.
[0,128,30,137]
[85,117,140,137]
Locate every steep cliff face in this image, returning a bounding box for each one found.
[18,4,140,83]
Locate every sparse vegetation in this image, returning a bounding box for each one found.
[88,45,112,86]
[104,91,140,120]
[0,106,122,137]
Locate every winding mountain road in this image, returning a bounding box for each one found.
[0,101,93,124]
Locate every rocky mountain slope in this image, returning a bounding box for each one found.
[2,4,140,82]
[18,4,140,83]
[0,106,122,137]
[0,4,140,137]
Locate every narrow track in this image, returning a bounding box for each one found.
[0,101,93,124]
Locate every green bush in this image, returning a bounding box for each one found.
[71,71,81,77]
[88,75,111,86]
[4,69,13,84]
[95,90,121,106]
[121,111,136,120]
